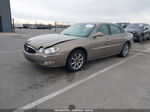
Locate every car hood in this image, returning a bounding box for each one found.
[27,34,82,48]
[125,28,142,33]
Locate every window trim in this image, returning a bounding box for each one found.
[120,27,125,33]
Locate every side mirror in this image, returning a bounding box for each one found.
[144,28,148,31]
[93,32,104,38]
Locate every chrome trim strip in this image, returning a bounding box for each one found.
[93,44,121,50]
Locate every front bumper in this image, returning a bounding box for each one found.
[129,32,140,40]
[23,50,67,67]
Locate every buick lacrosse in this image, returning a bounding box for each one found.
[23,23,133,72]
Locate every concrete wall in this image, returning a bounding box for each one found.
[0,0,12,32]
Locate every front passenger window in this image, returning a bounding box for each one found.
[96,24,110,35]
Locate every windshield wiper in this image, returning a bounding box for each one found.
[63,33,71,36]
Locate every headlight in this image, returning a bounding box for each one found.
[44,47,60,55]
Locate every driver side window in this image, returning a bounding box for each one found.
[148,25,150,29]
[96,24,110,35]
[145,25,150,30]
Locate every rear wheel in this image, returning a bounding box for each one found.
[119,43,130,57]
[66,50,86,72]
[138,35,144,42]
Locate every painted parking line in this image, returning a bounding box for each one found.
[14,48,150,112]
[0,50,22,55]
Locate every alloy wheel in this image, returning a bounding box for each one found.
[122,43,129,57]
[67,50,86,72]
[139,35,143,42]
[70,53,84,70]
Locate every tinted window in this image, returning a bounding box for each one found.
[127,24,144,30]
[96,24,110,35]
[110,25,121,35]
[144,24,150,29]
[144,24,147,29]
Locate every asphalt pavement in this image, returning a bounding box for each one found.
[0,29,150,111]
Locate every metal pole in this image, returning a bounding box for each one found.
[12,19,15,32]
[55,21,56,33]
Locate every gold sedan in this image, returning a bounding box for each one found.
[23,23,133,72]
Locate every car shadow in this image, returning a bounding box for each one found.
[20,55,123,91]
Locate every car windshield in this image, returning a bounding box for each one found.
[127,24,144,30]
[61,24,95,37]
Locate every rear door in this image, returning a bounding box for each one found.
[143,24,150,39]
[105,24,125,55]
[0,16,3,32]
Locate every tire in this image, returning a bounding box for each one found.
[66,50,86,72]
[119,43,130,57]
[138,35,143,43]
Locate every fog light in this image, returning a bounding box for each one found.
[43,62,49,65]
[48,61,55,64]
[43,61,55,65]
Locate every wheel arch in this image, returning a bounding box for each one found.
[66,47,88,63]
[125,41,131,47]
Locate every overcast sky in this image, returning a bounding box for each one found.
[10,0,150,24]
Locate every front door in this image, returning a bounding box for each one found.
[90,24,112,59]
[143,24,150,39]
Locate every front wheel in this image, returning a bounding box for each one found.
[147,33,150,40]
[119,43,130,57]
[66,50,86,72]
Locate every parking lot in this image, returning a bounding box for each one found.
[1,29,150,111]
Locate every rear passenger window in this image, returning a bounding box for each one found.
[96,24,110,35]
[110,25,121,35]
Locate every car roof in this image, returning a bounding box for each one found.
[130,23,149,25]
[116,22,130,24]
[76,22,117,26]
